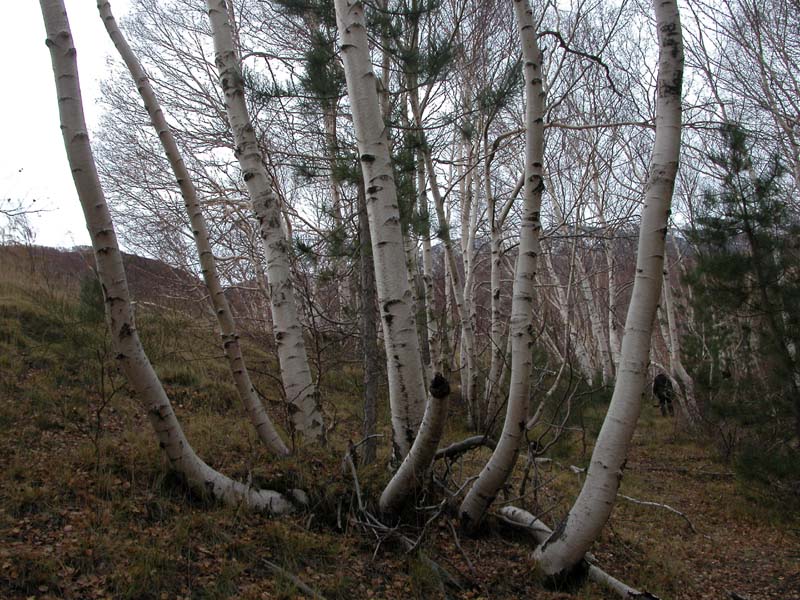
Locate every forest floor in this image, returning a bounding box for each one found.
[1,249,798,600]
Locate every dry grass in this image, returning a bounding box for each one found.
[1,248,798,599]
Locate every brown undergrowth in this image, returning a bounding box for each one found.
[1,249,798,599]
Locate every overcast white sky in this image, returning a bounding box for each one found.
[1,1,132,248]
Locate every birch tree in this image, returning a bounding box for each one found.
[40,0,294,513]
[534,0,685,575]
[379,373,449,513]
[459,0,545,530]
[205,0,324,443]
[97,0,289,456]
[334,0,428,458]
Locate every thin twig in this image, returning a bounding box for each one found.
[343,450,366,513]
[407,499,448,553]
[619,494,697,534]
[538,30,620,95]
[447,519,477,578]
[435,435,498,460]
[351,433,384,455]
[261,559,327,599]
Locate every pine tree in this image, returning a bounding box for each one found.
[687,122,800,444]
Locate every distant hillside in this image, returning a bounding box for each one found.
[0,244,205,312]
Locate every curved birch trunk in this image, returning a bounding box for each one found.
[334,0,426,458]
[534,0,684,575]
[458,0,544,531]
[205,0,323,443]
[379,374,450,514]
[40,0,293,513]
[98,1,289,456]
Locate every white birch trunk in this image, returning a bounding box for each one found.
[466,154,482,423]
[458,0,544,530]
[379,375,449,514]
[334,0,427,457]
[534,0,684,574]
[41,0,293,513]
[484,220,506,427]
[396,94,433,379]
[98,1,289,456]
[205,0,323,443]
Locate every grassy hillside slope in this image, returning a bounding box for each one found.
[0,247,797,599]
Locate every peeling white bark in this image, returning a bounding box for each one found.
[334,0,427,457]
[205,0,323,443]
[534,0,684,574]
[98,0,289,456]
[41,0,292,513]
[459,0,544,531]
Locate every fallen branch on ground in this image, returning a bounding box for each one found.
[342,443,465,596]
[619,493,697,534]
[627,464,734,478]
[497,506,661,599]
